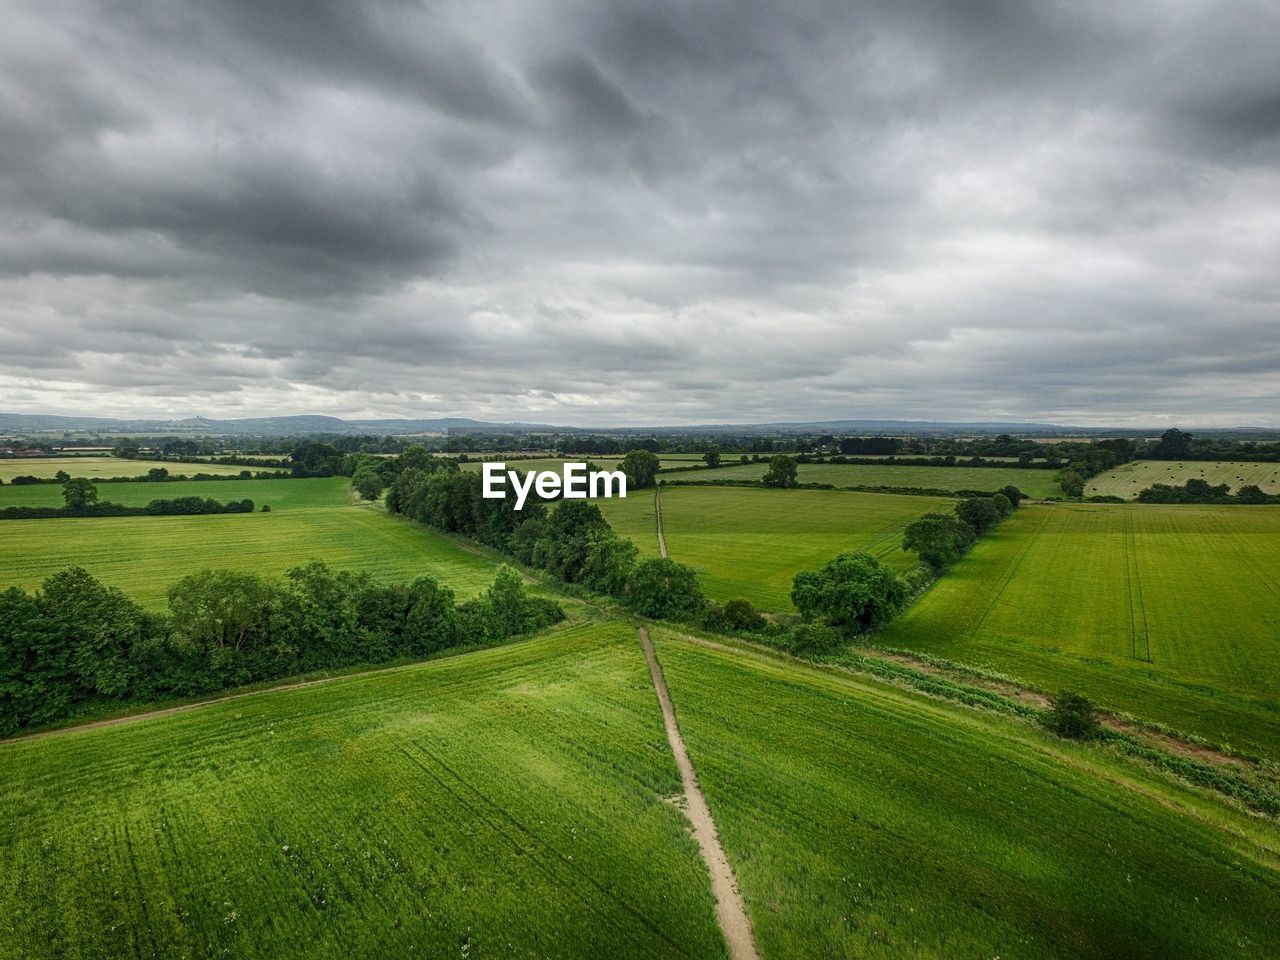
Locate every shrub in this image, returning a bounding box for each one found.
[784,622,842,656]
[1047,690,1101,740]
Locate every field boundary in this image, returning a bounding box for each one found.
[655,485,668,558]
[637,627,759,960]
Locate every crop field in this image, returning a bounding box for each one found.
[595,488,663,555]
[650,631,1280,959]
[0,500,499,609]
[882,502,1280,758]
[0,624,727,960]
[0,456,285,480]
[658,487,953,611]
[1087,459,1280,498]
[0,475,349,511]
[694,460,1061,497]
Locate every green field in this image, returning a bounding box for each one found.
[0,456,284,480]
[658,486,953,611]
[0,624,727,960]
[0,476,348,511]
[882,502,1280,758]
[0,501,499,608]
[695,460,1061,497]
[595,489,662,555]
[1088,459,1280,498]
[652,631,1280,959]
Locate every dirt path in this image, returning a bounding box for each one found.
[637,627,760,960]
[655,485,668,558]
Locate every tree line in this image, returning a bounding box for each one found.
[385,453,712,621]
[0,563,562,735]
[0,478,260,521]
[1136,478,1279,504]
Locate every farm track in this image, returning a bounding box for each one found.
[637,628,759,960]
[963,505,1057,640]
[1124,512,1152,663]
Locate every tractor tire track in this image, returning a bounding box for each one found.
[655,485,669,559]
[637,627,760,960]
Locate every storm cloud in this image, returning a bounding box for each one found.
[1,0,1277,426]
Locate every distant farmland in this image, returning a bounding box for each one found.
[694,460,1062,498]
[0,488,498,608]
[882,502,1280,758]
[0,456,285,480]
[657,486,953,611]
[1087,459,1280,498]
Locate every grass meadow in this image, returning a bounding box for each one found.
[0,475,349,511]
[651,631,1280,959]
[697,460,1062,497]
[0,624,727,960]
[0,489,499,608]
[1087,459,1280,498]
[882,502,1280,757]
[657,486,953,611]
[0,456,284,480]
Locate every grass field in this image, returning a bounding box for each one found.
[0,502,500,608]
[695,460,1062,497]
[882,502,1280,758]
[652,631,1280,959]
[595,489,662,556]
[658,487,953,611]
[0,476,349,511]
[0,456,285,480]
[1088,459,1280,498]
[0,624,727,959]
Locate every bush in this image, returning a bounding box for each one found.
[701,598,765,633]
[784,622,843,656]
[1047,690,1101,740]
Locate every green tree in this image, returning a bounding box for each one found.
[628,558,705,618]
[620,449,662,488]
[581,532,639,596]
[1152,428,1193,460]
[955,497,1004,534]
[352,465,385,500]
[902,513,976,570]
[703,446,722,468]
[1000,485,1025,508]
[61,477,99,514]
[41,567,143,699]
[762,454,798,488]
[790,552,907,635]
[167,570,276,652]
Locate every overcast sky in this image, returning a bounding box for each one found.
[2,0,1278,427]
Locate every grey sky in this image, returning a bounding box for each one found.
[1,0,1278,427]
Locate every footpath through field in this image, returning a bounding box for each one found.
[637,627,759,960]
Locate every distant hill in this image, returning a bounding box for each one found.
[3,411,1276,439]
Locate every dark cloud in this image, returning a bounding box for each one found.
[0,0,1277,426]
